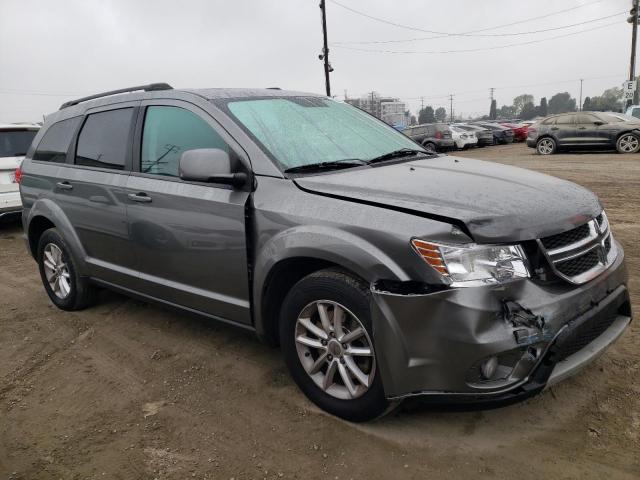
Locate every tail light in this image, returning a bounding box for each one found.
[435,131,443,139]
[14,165,23,184]
[528,127,537,136]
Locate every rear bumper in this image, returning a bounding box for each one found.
[371,243,631,403]
[0,190,21,218]
[437,139,455,150]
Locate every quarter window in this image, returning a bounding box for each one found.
[140,106,229,177]
[76,108,134,170]
[33,117,81,163]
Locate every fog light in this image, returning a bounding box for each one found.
[480,356,498,380]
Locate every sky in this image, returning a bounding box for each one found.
[0,0,634,122]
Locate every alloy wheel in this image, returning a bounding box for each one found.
[42,243,72,299]
[537,138,554,155]
[619,134,639,153]
[294,300,375,400]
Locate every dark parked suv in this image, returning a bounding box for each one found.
[527,112,640,155]
[403,123,454,152]
[19,84,632,421]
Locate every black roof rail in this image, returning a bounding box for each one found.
[59,82,173,110]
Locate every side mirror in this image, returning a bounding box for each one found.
[179,148,247,187]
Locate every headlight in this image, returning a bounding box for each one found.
[411,239,530,287]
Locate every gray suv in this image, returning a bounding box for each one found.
[527,112,640,155]
[19,84,632,421]
[403,123,454,152]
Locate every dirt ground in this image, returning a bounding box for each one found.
[1,143,638,479]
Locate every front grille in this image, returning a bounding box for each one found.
[554,314,617,362]
[596,213,604,226]
[555,250,599,277]
[537,214,615,284]
[540,223,590,250]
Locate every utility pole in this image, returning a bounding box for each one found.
[319,0,331,97]
[628,0,639,108]
[370,91,376,117]
[449,94,454,122]
[420,96,424,112]
[579,78,584,111]
[490,87,494,102]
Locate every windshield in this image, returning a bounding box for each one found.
[226,97,425,170]
[0,129,38,158]
[598,113,640,123]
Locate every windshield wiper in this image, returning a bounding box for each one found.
[284,159,366,174]
[366,148,431,164]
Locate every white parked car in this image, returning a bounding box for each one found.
[0,124,40,221]
[450,125,478,150]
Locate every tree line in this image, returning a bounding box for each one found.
[487,83,627,120]
[413,82,631,124]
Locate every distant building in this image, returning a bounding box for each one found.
[345,92,407,127]
[380,101,406,127]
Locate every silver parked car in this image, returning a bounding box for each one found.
[19,84,632,421]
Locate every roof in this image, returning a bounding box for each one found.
[183,88,323,100]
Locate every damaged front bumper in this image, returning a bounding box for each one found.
[371,243,631,404]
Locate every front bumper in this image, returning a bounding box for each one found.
[526,138,537,148]
[371,243,631,402]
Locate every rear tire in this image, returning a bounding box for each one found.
[422,142,437,153]
[37,228,95,311]
[536,137,556,155]
[279,269,389,422]
[616,133,640,154]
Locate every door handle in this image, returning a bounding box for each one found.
[578,127,587,130]
[128,192,152,203]
[550,127,559,131]
[56,181,73,191]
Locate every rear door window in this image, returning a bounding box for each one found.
[577,114,599,124]
[33,117,81,163]
[555,115,575,125]
[76,108,134,170]
[140,106,229,177]
[0,129,38,158]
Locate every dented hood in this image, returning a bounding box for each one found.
[294,156,602,243]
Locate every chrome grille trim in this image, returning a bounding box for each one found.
[537,212,616,285]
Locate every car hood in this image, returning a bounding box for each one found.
[293,156,601,243]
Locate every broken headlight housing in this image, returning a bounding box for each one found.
[412,239,530,287]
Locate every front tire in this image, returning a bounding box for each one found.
[37,228,94,311]
[279,269,388,422]
[536,137,556,155]
[616,133,640,154]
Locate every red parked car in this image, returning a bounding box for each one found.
[500,122,528,142]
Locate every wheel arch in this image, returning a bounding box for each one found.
[25,198,88,274]
[252,227,409,346]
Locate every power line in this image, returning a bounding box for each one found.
[0,90,88,97]
[327,0,605,37]
[331,20,621,54]
[332,11,625,45]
